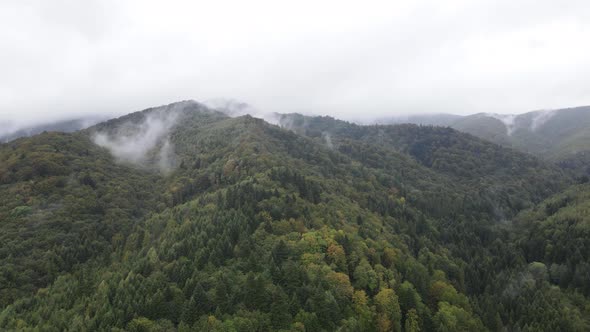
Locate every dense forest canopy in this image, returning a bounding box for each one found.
[0,101,588,331]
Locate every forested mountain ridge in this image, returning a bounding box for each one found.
[277,113,569,217]
[0,101,588,331]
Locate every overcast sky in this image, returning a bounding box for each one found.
[1,0,590,126]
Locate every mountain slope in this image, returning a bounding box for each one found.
[277,113,569,218]
[474,183,590,331]
[0,132,164,307]
[514,182,590,294]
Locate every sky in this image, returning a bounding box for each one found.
[1,0,590,127]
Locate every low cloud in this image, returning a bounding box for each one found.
[322,131,334,149]
[531,110,557,131]
[204,98,281,125]
[485,113,517,136]
[93,109,180,173]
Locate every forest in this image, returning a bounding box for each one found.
[0,101,588,331]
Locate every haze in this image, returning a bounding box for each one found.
[1,0,590,128]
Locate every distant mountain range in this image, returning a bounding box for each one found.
[0,116,107,143]
[379,106,590,162]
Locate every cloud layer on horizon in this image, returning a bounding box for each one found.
[1,0,589,126]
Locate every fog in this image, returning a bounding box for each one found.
[203,98,281,126]
[531,110,557,131]
[93,109,180,173]
[485,114,518,135]
[1,0,590,130]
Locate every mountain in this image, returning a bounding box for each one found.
[0,101,588,331]
[379,107,590,171]
[453,107,590,159]
[0,116,107,143]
